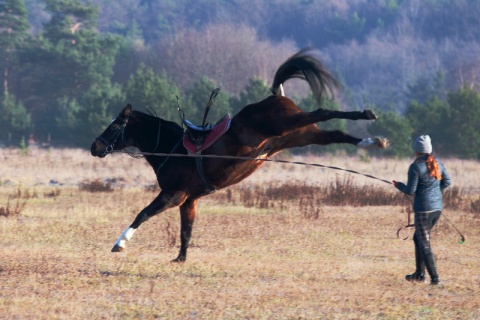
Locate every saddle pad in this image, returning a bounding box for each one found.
[183,115,232,153]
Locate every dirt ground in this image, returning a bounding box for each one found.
[1,148,479,319]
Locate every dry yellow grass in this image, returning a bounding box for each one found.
[0,148,479,319]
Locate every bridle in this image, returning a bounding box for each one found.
[96,110,164,160]
[95,115,129,157]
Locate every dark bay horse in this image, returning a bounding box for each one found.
[91,48,387,262]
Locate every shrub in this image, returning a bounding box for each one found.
[0,188,30,218]
[79,179,114,192]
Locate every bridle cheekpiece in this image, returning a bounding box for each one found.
[95,115,129,157]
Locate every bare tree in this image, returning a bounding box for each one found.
[147,23,297,94]
[449,42,480,91]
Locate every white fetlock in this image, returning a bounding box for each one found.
[357,137,389,150]
[357,138,375,149]
[114,227,136,250]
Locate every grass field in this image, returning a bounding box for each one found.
[1,148,479,319]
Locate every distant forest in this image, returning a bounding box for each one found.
[1,0,480,158]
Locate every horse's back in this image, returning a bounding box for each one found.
[221,95,303,149]
[234,95,300,119]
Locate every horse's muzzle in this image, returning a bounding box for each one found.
[91,139,107,158]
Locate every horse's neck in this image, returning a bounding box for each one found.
[131,113,182,154]
[131,116,183,174]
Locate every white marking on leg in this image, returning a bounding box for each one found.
[279,83,285,96]
[357,137,389,150]
[114,227,136,249]
[357,138,375,149]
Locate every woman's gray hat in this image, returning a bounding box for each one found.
[413,135,432,154]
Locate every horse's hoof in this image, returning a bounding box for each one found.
[364,109,377,120]
[357,137,389,150]
[171,256,186,263]
[111,245,124,252]
[374,137,390,149]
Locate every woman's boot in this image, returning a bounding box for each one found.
[424,249,440,285]
[405,245,426,282]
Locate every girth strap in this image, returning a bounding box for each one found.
[195,140,216,194]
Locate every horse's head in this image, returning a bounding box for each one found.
[91,104,132,158]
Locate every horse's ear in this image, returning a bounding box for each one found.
[122,104,132,118]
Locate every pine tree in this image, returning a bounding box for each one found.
[368,110,413,158]
[21,0,122,144]
[0,92,30,144]
[0,0,30,94]
[443,88,480,159]
[125,64,185,123]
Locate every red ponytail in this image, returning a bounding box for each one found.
[426,154,442,180]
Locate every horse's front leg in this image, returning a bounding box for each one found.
[111,191,187,252]
[172,198,199,263]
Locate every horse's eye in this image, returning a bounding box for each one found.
[111,123,121,130]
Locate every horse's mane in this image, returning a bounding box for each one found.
[131,110,183,134]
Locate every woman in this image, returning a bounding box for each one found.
[393,135,451,285]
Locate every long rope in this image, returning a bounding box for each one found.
[116,150,393,184]
[114,149,465,243]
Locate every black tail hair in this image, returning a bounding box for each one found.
[271,48,339,104]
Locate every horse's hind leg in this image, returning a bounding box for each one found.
[312,108,377,122]
[308,129,387,149]
[274,127,387,151]
[172,198,199,263]
[285,108,377,130]
[111,191,187,253]
[258,106,377,138]
[302,110,388,148]
[310,129,363,146]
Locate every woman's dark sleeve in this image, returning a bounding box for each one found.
[440,163,451,191]
[397,164,418,195]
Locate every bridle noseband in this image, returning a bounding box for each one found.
[95,116,129,157]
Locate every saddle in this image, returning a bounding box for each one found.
[183,114,231,153]
[179,88,230,194]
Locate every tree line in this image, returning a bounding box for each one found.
[1,0,479,159]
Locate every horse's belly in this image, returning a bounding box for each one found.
[210,158,265,189]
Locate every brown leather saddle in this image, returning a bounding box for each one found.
[180,88,230,194]
[183,114,231,153]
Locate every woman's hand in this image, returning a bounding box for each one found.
[392,180,399,189]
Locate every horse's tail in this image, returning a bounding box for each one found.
[271,48,339,103]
